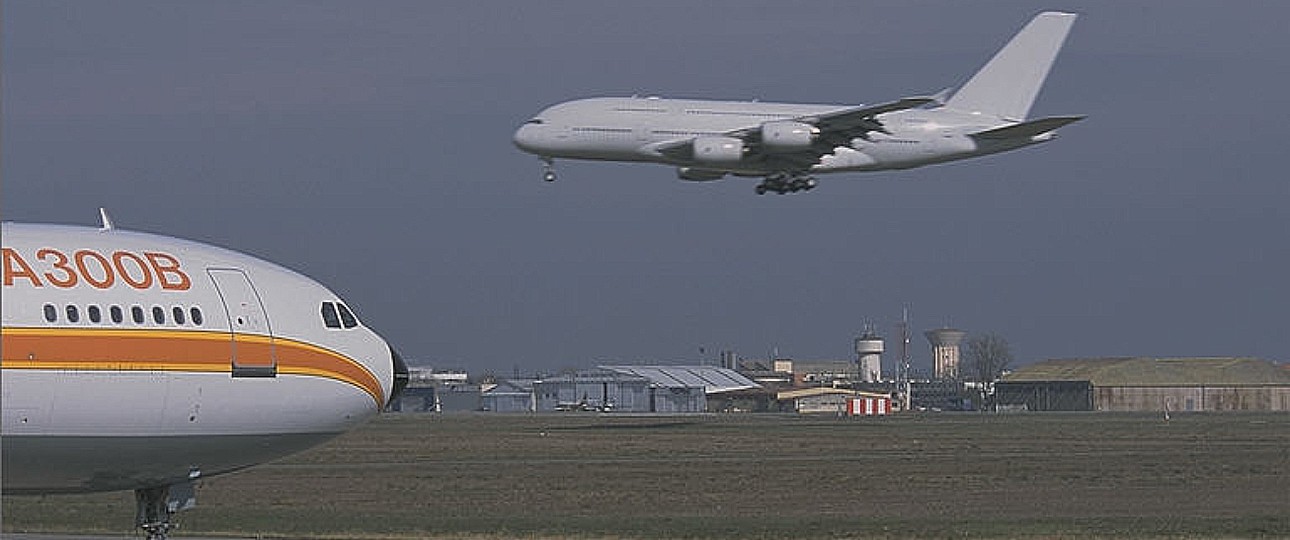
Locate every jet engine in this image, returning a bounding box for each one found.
[760,120,817,152]
[692,136,745,164]
[676,167,727,181]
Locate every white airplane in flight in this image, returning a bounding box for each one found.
[514,11,1082,194]
[1,212,409,539]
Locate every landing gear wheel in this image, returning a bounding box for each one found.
[755,184,768,195]
[539,157,557,183]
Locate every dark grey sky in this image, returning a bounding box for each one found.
[5,1,1289,374]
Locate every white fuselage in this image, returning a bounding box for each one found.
[513,96,1043,177]
[1,222,405,494]
[512,12,1080,190]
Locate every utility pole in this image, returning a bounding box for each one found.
[897,305,912,412]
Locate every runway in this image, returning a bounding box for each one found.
[4,535,257,540]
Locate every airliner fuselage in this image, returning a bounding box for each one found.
[514,97,1040,173]
[514,12,1083,194]
[1,221,409,536]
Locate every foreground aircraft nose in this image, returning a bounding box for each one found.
[388,346,410,408]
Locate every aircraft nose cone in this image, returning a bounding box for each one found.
[387,346,409,409]
[512,126,532,152]
[512,123,542,154]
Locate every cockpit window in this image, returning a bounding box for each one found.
[525,118,544,125]
[337,303,358,329]
[321,302,341,329]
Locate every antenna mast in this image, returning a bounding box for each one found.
[898,305,912,411]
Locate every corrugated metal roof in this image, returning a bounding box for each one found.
[776,387,891,400]
[599,365,760,393]
[1004,357,1290,387]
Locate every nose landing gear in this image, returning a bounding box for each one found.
[135,478,198,540]
[540,158,557,182]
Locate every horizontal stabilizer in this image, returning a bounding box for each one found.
[970,115,1084,140]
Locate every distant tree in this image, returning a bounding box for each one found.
[965,333,1013,411]
[965,333,1014,383]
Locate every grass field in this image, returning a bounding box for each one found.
[4,412,1289,539]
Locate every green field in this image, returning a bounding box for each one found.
[5,412,1289,539]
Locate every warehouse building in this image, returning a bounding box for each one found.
[776,387,893,415]
[996,357,1290,412]
[481,379,537,412]
[533,369,654,412]
[529,365,759,413]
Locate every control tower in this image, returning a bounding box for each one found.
[854,330,884,383]
[924,328,967,380]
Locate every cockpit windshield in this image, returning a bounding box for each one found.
[321,301,359,329]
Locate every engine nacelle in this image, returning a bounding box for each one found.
[692,136,745,164]
[761,120,816,152]
[676,167,727,182]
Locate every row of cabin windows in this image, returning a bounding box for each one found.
[320,301,358,329]
[44,303,204,327]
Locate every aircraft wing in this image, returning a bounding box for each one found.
[805,96,937,134]
[723,96,936,141]
[654,95,935,168]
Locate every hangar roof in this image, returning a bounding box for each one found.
[1005,357,1290,387]
[599,365,760,394]
[776,387,891,400]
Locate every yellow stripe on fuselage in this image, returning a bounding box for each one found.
[0,326,384,406]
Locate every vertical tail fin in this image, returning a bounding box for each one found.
[945,12,1077,121]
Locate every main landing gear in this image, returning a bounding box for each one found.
[755,174,817,195]
[540,157,557,182]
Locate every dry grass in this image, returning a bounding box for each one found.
[5,412,1289,538]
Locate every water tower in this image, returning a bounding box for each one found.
[924,328,967,380]
[854,330,884,383]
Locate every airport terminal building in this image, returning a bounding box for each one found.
[996,357,1290,412]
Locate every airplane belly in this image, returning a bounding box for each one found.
[1,432,340,494]
[1,369,377,493]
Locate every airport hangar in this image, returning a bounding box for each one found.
[995,357,1290,412]
[479,366,761,413]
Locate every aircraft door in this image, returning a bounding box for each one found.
[208,268,277,377]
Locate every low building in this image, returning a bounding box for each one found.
[771,358,858,385]
[533,369,654,412]
[776,387,892,415]
[438,384,482,412]
[529,365,761,413]
[996,357,1290,412]
[481,379,536,412]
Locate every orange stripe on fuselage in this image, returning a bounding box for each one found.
[0,327,384,406]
